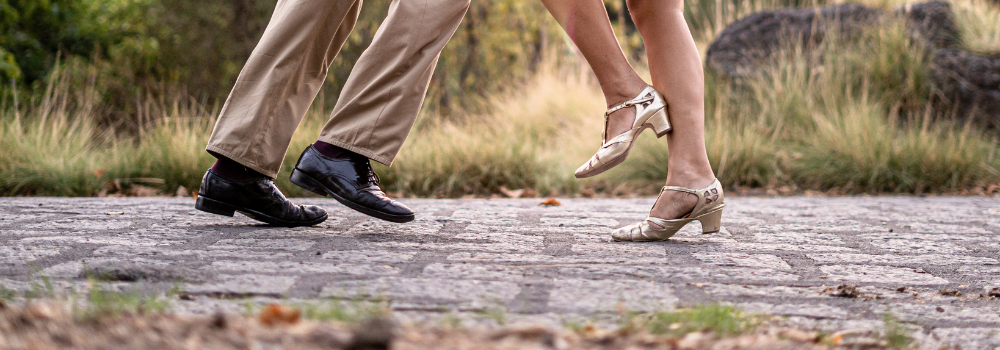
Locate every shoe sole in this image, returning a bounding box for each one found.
[195,195,328,227]
[575,124,670,179]
[290,169,415,223]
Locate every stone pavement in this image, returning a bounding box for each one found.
[1,197,999,348]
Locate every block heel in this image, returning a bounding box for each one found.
[697,207,724,234]
[648,108,672,137]
[195,196,236,217]
[289,169,329,197]
[611,179,725,242]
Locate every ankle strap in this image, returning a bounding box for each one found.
[605,96,653,117]
[661,185,699,195]
[660,179,720,195]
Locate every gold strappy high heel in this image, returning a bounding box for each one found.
[575,86,670,179]
[611,179,724,242]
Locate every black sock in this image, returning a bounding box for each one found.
[313,141,359,159]
[209,152,266,181]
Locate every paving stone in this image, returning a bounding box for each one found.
[92,246,295,260]
[445,252,651,264]
[718,242,858,253]
[556,265,800,282]
[42,261,84,278]
[862,236,972,255]
[321,250,416,263]
[702,284,827,298]
[929,328,1000,350]
[818,265,950,285]
[891,303,1000,324]
[23,218,133,231]
[347,220,443,236]
[2,196,999,347]
[209,239,317,251]
[898,222,994,234]
[207,261,400,276]
[421,263,526,281]
[0,244,62,264]
[955,265,1000,287]
[807,253,998,266]
[738,302,850,319]
[184,274,298,295]
[570,242,669,257]
[547,279,678,313]
[692,252,792,270]
[321,278,520,311]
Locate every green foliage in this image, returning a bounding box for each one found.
[633,304,764,337]
[430,0,557,114]
[296,298,390,322]
[77,281,173,320]
[952,0,1000,54]
[0,0,568,131]
[0,285,15,301]
[0,0,157,83]
[439,312,464,329]
[25,266,55,299]
[882,312,913,348]
[477,299,507,326]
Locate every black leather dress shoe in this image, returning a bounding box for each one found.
[289,145,414,223]
[195,169,328,227]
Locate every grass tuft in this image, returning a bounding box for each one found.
[295,298,390,323]
[882,312,913,348]
[623,304,766,337]
[952,0,1000,54]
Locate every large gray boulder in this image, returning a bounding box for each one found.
[705,3,882,78]
[932,49,1000,126]
[705,1,1000,126]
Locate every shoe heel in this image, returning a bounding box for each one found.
[647,108,672,137]
[195,196,236,217]
[697,208,723,234]
[290,169,328,197]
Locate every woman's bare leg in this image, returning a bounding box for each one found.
[540,0,648,142]
[627,0,716,220]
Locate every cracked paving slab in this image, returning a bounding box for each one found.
[1,197,999,349]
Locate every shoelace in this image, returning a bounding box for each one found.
[364,159,380,185]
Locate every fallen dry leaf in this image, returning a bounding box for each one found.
[127,185,163,197]
[939,289,962,297]
[538,198,561,206]
[499,186,525,198]
[781,328,816,342]
[259,304,300,326]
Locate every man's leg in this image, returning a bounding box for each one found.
[317,0,471,164]
[289,0,471,223]
[196,0,362,227]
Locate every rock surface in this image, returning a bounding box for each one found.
[1,197,1000,348]
[932,48,1000,126]
[705,1,1000,126]
[705,3,883,78]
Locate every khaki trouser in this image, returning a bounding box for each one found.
[206,0,470,178]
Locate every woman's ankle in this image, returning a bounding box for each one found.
[665,168,716,188]
[602,76,648,107]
